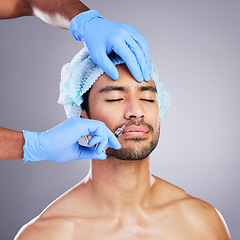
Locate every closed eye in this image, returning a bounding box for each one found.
[106,99,124,102]
[140,99,155,102]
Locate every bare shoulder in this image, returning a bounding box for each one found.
[14,216,74,240]
[180,197,231,239]
[15,181,90,240]
[151,175,231,239]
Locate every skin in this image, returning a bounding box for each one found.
[15,65,231,239]
[0,128,24,159]
[0,0,89,27]
[0,0,149,160]
[0,0,89,160]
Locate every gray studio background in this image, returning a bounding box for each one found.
[0,0,239,239]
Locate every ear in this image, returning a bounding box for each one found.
[81,109,89,119]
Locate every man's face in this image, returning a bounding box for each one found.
[82,64,160,160]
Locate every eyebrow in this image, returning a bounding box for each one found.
[99,85,157,93]
[99,86,126,93]
[139,86,157,93]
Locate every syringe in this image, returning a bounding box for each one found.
[104,120,130,152]
[113,120,130,138]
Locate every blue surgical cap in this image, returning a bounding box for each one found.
[58,47,171,118]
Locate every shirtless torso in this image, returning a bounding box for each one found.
[15,175,230,240]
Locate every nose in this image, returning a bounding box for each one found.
[124,98,144,120]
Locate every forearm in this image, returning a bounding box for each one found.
[0,0,89,29]
[0,127,24,160]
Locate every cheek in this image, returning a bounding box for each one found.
[146,104,160,133]
[89,101,122,130]
[144,102,159,118]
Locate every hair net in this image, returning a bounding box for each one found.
[58,47,171,118]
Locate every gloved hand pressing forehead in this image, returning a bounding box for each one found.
[22,117,121,163]
[69,10,151,82]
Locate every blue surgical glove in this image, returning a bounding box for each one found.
[22,117,121,163]
[69,9,151,82]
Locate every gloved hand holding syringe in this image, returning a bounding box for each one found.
[103,120,130,152]
[22,117,122,163]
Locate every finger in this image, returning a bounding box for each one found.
[132,36,152,81]
[112,39,143,82]
[87,120,110,139]
[78,145,107,160]
[88,135,103,147]
[125,36,148,81]
[50,117,86,144]
[81,120,118,151]
[128,26,151,63]
[95,138,108,154]
[127,26,152,80]
[90,49,119,80]
[87,123,121,151]
[107,134,121,150]
[102,126,121,150]
[83,120,105,137]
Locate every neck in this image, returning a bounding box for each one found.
[86,156,154,211]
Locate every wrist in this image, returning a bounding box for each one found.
[0,128,25,160]
[69,9,103,41]
[22,131,43,163]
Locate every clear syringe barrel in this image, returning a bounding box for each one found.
[104,120,130,152]
[114,128,124,138]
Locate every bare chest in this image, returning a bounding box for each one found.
[67,218,201,240]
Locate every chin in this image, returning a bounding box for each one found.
[106,140,157,161]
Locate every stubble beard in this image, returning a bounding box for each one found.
[106,125,160,161]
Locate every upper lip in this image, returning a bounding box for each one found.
[123,125,149,133]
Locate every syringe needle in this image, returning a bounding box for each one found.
[114,120,130,138]
[104,120,130,152]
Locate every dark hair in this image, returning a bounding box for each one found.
[81,89,90,116]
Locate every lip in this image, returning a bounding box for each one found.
[123,125,149,136]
